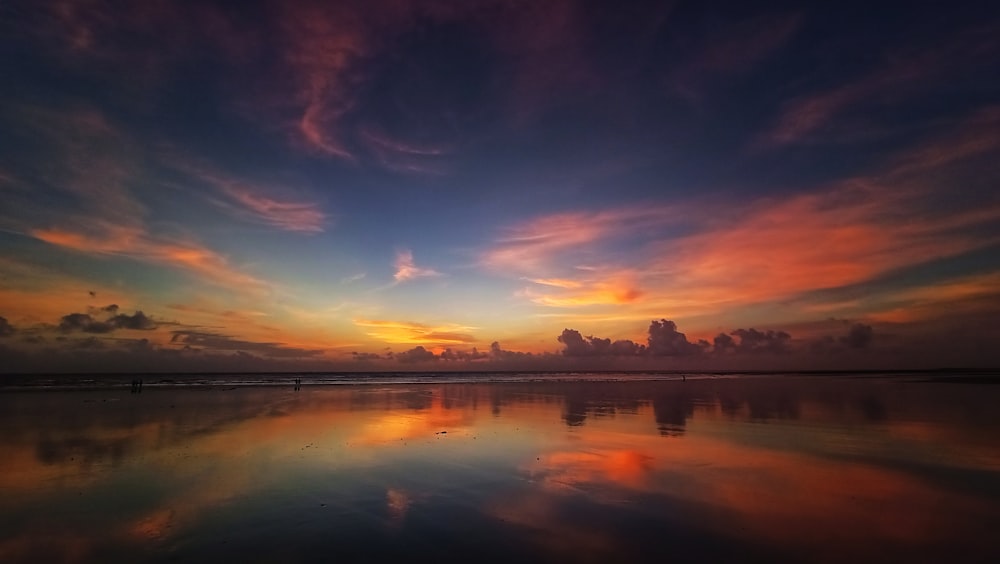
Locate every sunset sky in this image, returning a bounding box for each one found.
[1,0,998,372]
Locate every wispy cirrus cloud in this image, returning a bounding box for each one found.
[484,110,1000,318]
[668,13,801,101]
[278,1,372,161]
[31,223,268,291]
[519,275,643,308]
[483,206,685,273]
[175,166,327,234]
[169,330,323,358]
[758,23,999,148]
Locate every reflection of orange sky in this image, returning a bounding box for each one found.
[513,422,995,554]
[530,449,654,490]
[2,384,998,561]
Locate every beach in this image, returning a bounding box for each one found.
[2,374,999,562]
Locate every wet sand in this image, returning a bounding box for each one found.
[1,376,999,562]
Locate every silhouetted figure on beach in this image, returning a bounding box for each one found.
[294,377,301,391]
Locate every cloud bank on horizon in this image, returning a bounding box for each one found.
[0,0,998,371]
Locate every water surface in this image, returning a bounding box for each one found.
[2,376,998,562]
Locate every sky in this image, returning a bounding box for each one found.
[1,0,998,372]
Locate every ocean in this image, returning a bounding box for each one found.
[1,373,998,562]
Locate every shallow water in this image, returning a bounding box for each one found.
[1,376,998,562]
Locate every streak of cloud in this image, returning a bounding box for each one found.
[354,319,475,347]
[31,224,268,292]
[188,169,327,234]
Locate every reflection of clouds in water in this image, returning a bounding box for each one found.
[130,508,176,541]
[527,449,655,492]
[386,488,411,524]
[0,380,998,561]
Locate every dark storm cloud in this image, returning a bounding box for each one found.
[170,330,323,358]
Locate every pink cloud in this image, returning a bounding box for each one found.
[485,113,1000,317]
[393,249,441,283]
[180,168,327,234]
[279,2,373,161]
[483,206,683,272]
[31,224,268,291]
[758,26,997,148]
[358,126,452,176]
[520,275,644,308]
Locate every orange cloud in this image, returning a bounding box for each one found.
[650,185,1000,310]
[354,319,476,347]
[31,224,268,291]
[484,112,1000,322]
[483,206,682,272]
[186,169,327,233]
[520,277,643,307]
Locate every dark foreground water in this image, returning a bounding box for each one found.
[1,375,998,563]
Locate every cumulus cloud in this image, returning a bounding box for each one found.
[59,313,112,333]
[352,351,391,362]
[841,323,874,349]
[395,345,437,363]
[441,347,489,361]
[57,307,157,334]
[729,328,792,354]
[0,316,15,337]
[557,319,798,359]
[558,326,653,357]
[713,332,736,354]
[111,311,156,330]
[647,319,701,357]
[811,322,876,354]
[558,329,602,357]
